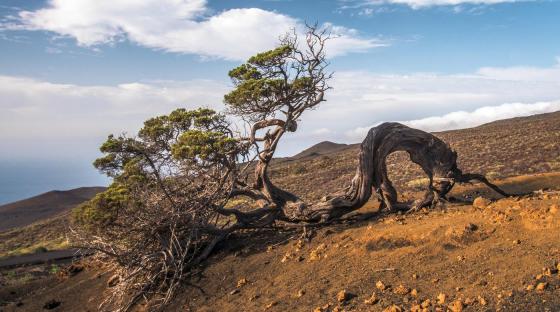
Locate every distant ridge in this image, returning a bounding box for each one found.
[0,186,105,232]
[291,141,351,159]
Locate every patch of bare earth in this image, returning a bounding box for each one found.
[5,173,558,311]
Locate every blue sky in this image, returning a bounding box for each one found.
[1,0,560,203]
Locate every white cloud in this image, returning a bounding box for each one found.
[8,0,384,60]
[346,0,521,9]
[0,75,228,159]
[346,101,560,138]
[280,62,560,147]
[2,61,560,158]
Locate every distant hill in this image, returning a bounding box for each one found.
[291,141,351,159]
[0,187,105,232]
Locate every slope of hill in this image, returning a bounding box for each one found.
[291,141,351,159]
[3,173,560,312]
[1,111,560,311]
[269,111,560,202]
[0,187,105,232]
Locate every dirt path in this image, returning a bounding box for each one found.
[0,249,87,269]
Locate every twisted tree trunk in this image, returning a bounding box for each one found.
[285,122,509,222]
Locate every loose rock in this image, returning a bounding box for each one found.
[364,292,379,305]
[536,282,548,291]
[449,299,463,312]
[477,296,487,306]
[383,305,403,312]
[437,293,446,304]
[421,299,431,308]
[336,289,350,302]
[473,197,491,209]
[236,278,248,288]
[394,284,410,295]
[376,280,388,291]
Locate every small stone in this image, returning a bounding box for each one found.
[376,280,387,291]
[464,297,473,305]
[229,289,239,295]
[535,274,544,280]
[431,278,440,283]
[421,299,431,308]
[265,301,277,309]
[526,284,535,291]
[410,288,418,297]
[296,289,305,298]
[394,284,410,295]
[478,296,487,306]
[536,282,548,291]
[473,197,491,209]
[364,292,379,305]
[449,300,463,312]
[437,293,446,304]
[412,273,419,279]
[544,267,558,276]
[410,304,422,312]
[549,204,558,214]
[236,278,248,288]
[383,305,403,312]
[314,303,331,312]
[337,289,350,302]
[513,239,521,245]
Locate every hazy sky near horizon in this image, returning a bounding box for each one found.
[1,0,560,204]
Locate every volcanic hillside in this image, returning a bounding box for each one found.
[1,112,560,312]
[270,111,560,203]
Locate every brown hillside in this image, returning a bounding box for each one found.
[291,141,351,160]
[1,112,560,312]
[0,187,105,232]
[270,111,560,202]
[2,173,560,312]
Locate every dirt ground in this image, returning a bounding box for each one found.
[2,172,559,312]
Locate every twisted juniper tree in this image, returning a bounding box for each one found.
[73,25,510,311]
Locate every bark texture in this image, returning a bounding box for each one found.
[287,122,509,222]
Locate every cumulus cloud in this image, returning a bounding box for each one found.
[346,101,560,138]
[7,0,385,60]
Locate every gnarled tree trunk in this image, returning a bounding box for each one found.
[284,122,510,223]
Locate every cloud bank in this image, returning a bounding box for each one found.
[1,61,560,158]
[0,76,229,159]
[6,0,384,60]
[346,101,560,138]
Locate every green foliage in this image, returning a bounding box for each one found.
[225,44,308,120]
[224,36,327,122]
[248,45,292,67]
[72,183,131,231]
[76,108,241,233]
[172,130,238,163]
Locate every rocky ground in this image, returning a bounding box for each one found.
[2,173,559,312]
